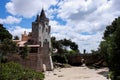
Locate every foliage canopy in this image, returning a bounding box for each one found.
[0,24,12,42]
[99,17,120,80]
[51,37,79,64]
[51,37,79,54]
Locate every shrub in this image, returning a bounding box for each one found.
[52,54,68,63]
[0,62,44,80]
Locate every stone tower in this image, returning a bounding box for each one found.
[32,9,53,71]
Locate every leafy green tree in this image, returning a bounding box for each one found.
[13,36,19,40]
[99,17,120,80]
[0,39,18,63]
[51,37,79,54]
[51,37,65,54]
[0,24,12,42]
[0,39,18,55]
[99,41,110,66]
[20,45,29,59]
[0,24,13,62]
[83,49,86,54]
[70,42,79,52]
[68,50,76,54]
[51,37,79,64]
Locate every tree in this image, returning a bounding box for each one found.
[51,37,79,64]
[83,49,86,54]
[51,37,63,54]
[20,45,29,59]
[99,17,120,80]
[0,24,12,42]
[13,36,19,40]
[51,37,79,54]
[0,39,18,63]
[99,41,109,65]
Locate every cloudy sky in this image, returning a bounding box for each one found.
[0,0,120,53]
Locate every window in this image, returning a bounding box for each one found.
[39,26,41,30]
[46,28,48,32]
[45,39,47,42]
[46,22,48,25]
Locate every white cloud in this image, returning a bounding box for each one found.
[4,0,120,53]
[6,0,58,18]
[0,16,22,24]
[8,26,31,39]
[49,0,120,53]
[5,2,16,15]
[50,20,101,52]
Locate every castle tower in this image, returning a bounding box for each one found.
[32,9,53,71]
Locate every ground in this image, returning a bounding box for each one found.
[44,66,109,80]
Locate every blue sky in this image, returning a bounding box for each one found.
[0,0,120,53]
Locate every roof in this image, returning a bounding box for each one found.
[17,41,27,46]
[40,8,46,18]
[16,41,40,47]
[13,40,21,43]
[19,45,40,47]
[35,9,49,22]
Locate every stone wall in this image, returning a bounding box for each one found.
[67,54,100,66]
[8,53,43,71]
[44,42,53,71]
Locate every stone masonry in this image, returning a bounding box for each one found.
[15,9,54,72]
[31,9,53,71]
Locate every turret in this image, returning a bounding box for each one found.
[35,9,49,23]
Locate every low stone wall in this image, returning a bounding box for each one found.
[8,53,39,71]
[67,54,100,66]
[67,55,82,66]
